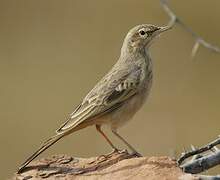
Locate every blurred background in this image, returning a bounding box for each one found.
[0,0,220,179]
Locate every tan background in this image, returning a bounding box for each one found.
[0,0,220,179]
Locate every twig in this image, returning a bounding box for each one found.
[177,136,220,165]
[160,0,220,57]
[181,150,220,174]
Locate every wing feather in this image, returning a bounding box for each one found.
[56,65,142,134]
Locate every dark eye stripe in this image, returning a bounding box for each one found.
[147,30,155,35]
[148,27,160,35]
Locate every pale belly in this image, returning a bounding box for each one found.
[94,65,153,130]
[109,90,149,130]
[93,83,151,131]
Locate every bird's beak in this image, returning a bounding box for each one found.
[145,24,172,47]
[151,25,172,40]
[157,25,172,34]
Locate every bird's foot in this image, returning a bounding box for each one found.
[130,151,143,157]
[97,148,126,160]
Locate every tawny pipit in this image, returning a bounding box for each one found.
[18,24,170,173]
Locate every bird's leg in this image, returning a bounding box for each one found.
[96,125,119,159]
[111,129,142,157]
[96,125,117,150]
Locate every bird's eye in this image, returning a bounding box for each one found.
[139,30,146,36]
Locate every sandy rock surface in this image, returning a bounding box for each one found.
[14,151,197,180]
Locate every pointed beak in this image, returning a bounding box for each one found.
[157,25,172,34]
[144,24,172,47]
[150,25,172,40]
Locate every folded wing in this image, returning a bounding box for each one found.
[56,65,142,134]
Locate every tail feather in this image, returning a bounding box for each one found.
[17,133,65,174]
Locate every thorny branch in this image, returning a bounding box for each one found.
[160,0,220,57]
[176,136,220,178]
[178,137,220,165]
[181,150,220,174]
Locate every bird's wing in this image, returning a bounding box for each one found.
[56,65,142,133]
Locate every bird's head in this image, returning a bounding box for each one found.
[122,24,171,54]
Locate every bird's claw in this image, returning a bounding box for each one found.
[131,151,142,157]
[97,148,127,160]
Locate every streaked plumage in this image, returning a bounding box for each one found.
[18,24,170,174]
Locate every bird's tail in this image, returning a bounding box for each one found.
[17,133,66,174]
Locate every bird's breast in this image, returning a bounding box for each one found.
[108,71,153,130]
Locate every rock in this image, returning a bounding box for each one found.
[13,151,196,180]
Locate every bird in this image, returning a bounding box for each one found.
[17,23,171,174]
